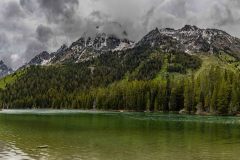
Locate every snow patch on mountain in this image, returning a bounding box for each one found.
[113,41,135,51]
[138,25,240,57]
[21,25,240,69]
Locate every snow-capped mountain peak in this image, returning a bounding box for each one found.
[56,44,68,54]
[180,25,199,32]
[24,32,135,65]
[138,25,240,58]
[70,33,133,51]
[21,25,240,69]
[27,51,52,66]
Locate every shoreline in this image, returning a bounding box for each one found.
[0,109,239,117]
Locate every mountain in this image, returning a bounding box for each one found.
[0,60,13,78]
[24,25,240,68]
[1,25,240,115]
[24,33,134,67]
[137,25,240,58]
[28,51,52,66]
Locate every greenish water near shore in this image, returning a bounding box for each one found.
[0,110,240,160]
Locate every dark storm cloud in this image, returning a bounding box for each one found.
[142,6,157,30]
[0,33,8,49]
[23,41,47,60]
[36,25,53,43]
[0,33,19,69]
[37,0,79,23]
[210,1,240,26]
[90,11,108,20]
[166,0,187,18]
[3,1,25,19]
[35,0,84,40]
[20,0,37,13]
[98,21,129,39]
[1,0,240,69]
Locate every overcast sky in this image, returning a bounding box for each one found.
[0,0,240,69]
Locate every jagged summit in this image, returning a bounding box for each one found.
[0,60,13,78]
[56,44,68,54]
[70,33,133,51]
[181,25,199,31]
[22,25,240,68]
[25,33,134,65]
[23,32,135,67]
[46,33,134,64]
[28,51,51,66]
[138,25,240,58]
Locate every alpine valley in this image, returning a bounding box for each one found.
[0,25,240,115]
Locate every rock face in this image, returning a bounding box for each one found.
[22,25,240,68]
[24,33,134,67]
[28,51,52,66]
[50,33,134,63]
[23,45,68,67]
[0,61,13,78]
[138,25,240,58]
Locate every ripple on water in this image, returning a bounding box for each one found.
[0,141,33,160]
[1,111,240,160]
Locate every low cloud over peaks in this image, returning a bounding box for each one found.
[1,0,240,69]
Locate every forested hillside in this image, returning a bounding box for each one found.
[0,25,240,115]
[0,48,239,114]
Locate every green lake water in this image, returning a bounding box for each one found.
[0,110,240,160]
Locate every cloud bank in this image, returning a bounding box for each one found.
[0,0,240,69]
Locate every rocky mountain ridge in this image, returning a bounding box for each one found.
[24,33,134,67]
[137,25,240,58]
[24,25,240,67]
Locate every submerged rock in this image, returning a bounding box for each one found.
[179,109,187,114]
[37,145,48,149]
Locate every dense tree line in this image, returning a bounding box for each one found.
[1,47,238,115]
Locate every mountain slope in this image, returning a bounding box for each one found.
[137,25,240,58]
[0,25,239,114]
[24,33,134,67]
[24,25,240,68]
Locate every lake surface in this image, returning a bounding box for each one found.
[0,110,240,160]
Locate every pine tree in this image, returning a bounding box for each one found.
[184,79,193,113]
[146,92,150,112]
[210,87,217,113]
[169,87,177,111]
[229,83,240,113]
[217,80,231,114]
